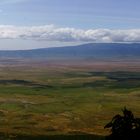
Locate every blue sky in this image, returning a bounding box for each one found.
[1,0,140,29]
[0,0,140,50]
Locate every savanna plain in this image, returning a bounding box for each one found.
[0,59,139,139]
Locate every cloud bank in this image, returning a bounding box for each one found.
[0,25,140,43]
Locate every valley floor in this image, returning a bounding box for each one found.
[0,59,139,139]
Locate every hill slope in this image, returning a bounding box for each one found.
[0,43,140,60]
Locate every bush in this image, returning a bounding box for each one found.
[105,107,140,140]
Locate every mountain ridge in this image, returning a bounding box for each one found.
[0,43,140,60]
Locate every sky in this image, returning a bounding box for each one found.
[0,0,140,50]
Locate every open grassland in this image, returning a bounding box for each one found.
[0,59,139,139]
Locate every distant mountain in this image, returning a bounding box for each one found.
[0,43,140,60]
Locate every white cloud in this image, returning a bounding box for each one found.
[0,25,140,43]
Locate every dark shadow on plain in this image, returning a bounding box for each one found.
[0,134,105,140]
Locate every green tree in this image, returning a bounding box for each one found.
[105,107,140,139]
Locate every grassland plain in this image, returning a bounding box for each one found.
[0,59,139,139]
